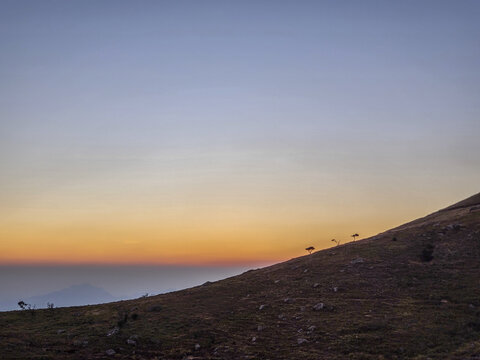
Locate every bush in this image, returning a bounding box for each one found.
[18,300,36,316]
[421,244,434,262]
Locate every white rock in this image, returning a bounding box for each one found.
[350,257,365,264]
[106,327,119,337]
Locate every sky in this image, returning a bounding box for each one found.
[1,0,479,266]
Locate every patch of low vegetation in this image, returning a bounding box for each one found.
[421,243,435,262]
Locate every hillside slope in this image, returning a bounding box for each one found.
[1,194,480,359]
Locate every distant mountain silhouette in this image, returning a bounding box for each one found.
[25,283,116,308]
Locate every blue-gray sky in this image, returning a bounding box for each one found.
[1,1,479,265]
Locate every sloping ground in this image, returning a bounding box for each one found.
[1,195,480,360]
[440,192,480,212]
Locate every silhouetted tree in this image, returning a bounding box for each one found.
[351,233,359,242]
[17,300,35,316]
[331,239,341,246]
[17,301,27,310]
[305,246,315,254]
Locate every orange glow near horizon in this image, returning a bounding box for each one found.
[0,192,439,266]
[0,148,475,267]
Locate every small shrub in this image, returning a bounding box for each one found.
[117,311,129,328]
[421,244,434,262]
[17,301,27,310]
[18,300,36,316]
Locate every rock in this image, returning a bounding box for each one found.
[313,303,325,311]
[332,287,338,292]
[202,281,212,286]
[308,325,316,332]
[297,338,308,345]
[251,336,256,342]
[470,205,480,212]
[299,306,306,312]
[148,305,162,312]
[274,280,280,284]
[257,325,264,331]
[106,349,116,356]
[126,339,136,346]
[440,299,449,304]
[469,304,476,309]
[284,298,295,303]
[445,224,463,231]
[57,329,66,334]
[195,343,201,350]
[303,269,309,273]
[129,334,139,340]
[350,257,365,264]
[259,304,266,310]
[313,283,320,288]
[278,313,286,320]
[107,327,119,337]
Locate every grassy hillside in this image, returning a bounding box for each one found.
[1,194,480,359]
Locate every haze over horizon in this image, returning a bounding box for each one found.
[1,0,479,267]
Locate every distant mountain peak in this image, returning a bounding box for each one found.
[25,283,116,309]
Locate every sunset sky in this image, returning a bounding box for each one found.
[1,0,479,266]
